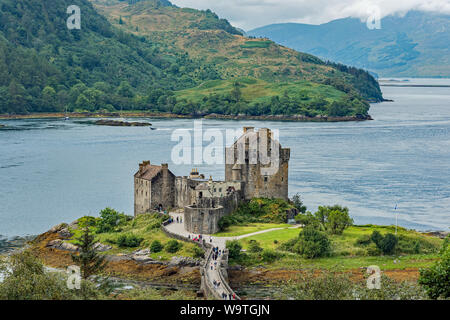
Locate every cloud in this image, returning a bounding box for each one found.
[170,0,450,30]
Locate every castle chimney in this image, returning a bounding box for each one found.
[162,163,168,170]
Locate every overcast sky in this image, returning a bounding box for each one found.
[170,0,450,30]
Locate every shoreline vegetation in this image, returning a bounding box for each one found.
[0,112,373,122]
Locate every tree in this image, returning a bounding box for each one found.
[291,193,307,214]
[293,226,331,258]
[71,227,107,280]
[226,240,242,260]
[419,245,450,299]
[97,207,128,233]
[230,81,242,102]
[314,205,352,234]
[326,210,354,235]
[0,251,100,300]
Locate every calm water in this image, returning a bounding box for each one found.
[0,79,449,237]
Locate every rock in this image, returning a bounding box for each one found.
[46,239,78,252]
[57,228,73,239]
[46,239,63,247]
[131,255,155,264]
[59,242,79,252]
[133,248,151,256]
[68,220,79,230]
[93,242,112,252]
[168,256,201,267]
[49,223,68,234]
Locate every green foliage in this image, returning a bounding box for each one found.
[314,205,353,234]
[370,230,384,246]
[260,249,280,263]
[367,231,398,255]
[116,234,143,248]
[165,240,182,253]
[219,198,296,231]
[419,244,450,299]
[97,207,130,233]
[191,246,204,259]
[248,240,263,253]
[291,226,331,259]
[71,227,108,279]
[226,240,242,260]
[278,272,428,300]
[379,233,398,255]
[150,240,163,253]
[0,251,101,300]
[291,193,307,214]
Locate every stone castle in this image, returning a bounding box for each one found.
[134,127,290,234]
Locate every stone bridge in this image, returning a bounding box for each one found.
[162,212,301,300]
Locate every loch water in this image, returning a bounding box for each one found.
[0,78,449,237]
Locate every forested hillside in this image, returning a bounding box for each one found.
[0,0,383,118]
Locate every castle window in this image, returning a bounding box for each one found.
[264,176,268,182]
[219,188,222,192]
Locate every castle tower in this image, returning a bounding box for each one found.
[225,127,290,200]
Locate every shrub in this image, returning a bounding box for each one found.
[261,249,279,263]
[165,240,182,253]
[355,235,372,246]
[293,226,331,259]
[378,233,398,255]
[117,234,143,248]
[226,240,242,260]
[150,240,163,253]
[97,208,130,233]
[248,240,263,253]
[419,245,450,299]
[191,246,204,259]
[370,231,383,246]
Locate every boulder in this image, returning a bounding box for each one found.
[57,228,73,239]
[48,223,68,234]
[93,242,112,252]
[133,248,151,256]
[168,256,201,267]
[46,239,78,252]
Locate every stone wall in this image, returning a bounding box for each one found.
[184,190,242,234]
[134,178,151,216]
[150,165,176,210]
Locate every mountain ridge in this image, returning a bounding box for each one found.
[248,11,450,78]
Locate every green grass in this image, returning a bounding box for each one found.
[233,224,443,271]
[213,223,292,237]
[240,40,272,49]
[175,77,346,107]
[70,214,198,261]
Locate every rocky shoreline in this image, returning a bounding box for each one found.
[0,112,373,122]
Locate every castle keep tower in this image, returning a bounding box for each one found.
[225,127,290,200]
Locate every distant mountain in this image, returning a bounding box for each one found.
[248,11,450,78]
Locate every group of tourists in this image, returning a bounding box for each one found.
[188,234,203,243]
[212,246,221,261]
[221,292,236,300]
[176,216,183,224]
